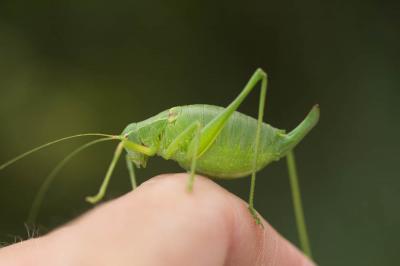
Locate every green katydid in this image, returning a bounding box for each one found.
[0,68,319,258]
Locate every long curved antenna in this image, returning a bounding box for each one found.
[0,133,117,171]
[28,137,117,224]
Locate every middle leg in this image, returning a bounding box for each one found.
[126,154,137,190]
[163,121,202,191]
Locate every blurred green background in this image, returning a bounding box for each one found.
[0,1,398,265]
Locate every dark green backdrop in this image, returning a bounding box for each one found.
[0,1,398,265]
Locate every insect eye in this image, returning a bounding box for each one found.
[123,133,129,138]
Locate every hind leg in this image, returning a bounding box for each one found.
[196,68,268,225]
[286,150,312,257]
[248,71,267,226]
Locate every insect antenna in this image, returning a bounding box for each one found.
[27,137,118,224]
[0,133,118,171]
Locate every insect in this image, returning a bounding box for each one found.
[1,68,319,258]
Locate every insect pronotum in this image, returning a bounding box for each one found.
[0,68,319,258]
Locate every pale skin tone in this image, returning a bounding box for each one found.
[0,174,315,266]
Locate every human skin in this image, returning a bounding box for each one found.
[0,173,315,266]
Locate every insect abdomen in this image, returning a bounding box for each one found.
[161,104,285,179]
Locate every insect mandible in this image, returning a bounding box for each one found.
[0,68,319,258]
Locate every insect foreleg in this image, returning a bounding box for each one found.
[125,154,137,190]
[86,138,155,203]
[122,140,157,156]
[86,142,124,204]
[286,150,312,258]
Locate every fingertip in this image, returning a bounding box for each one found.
[131,173,316,265]
[135,173,316,265]
[224,195,316,266]
[65,173,316,265]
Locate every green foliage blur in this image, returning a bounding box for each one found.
[0,1,398,265]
